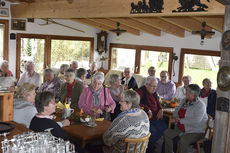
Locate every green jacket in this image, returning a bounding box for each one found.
[60,81,83,109]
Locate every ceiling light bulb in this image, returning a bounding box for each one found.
[116,33,120,40]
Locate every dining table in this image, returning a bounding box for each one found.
[163,108,175,128]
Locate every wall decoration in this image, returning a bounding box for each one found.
[222,30,230,51]
[11,19,26,31]
[217,66,230,91]
[0,8,9,17]
[172,0,210,12]
[96,31,108,55]
[130,0,163,14]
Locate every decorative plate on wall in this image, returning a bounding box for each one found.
[222,30,230,51]
[217,66,230,91]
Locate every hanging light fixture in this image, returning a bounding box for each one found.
[109,22,127,40]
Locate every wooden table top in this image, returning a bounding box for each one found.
[63,120,111,142]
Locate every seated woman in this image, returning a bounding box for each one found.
[76,68,88,88]
[78,72,116,118]
[109,74,124,120]
[30,91,70,140]
[199,78,217,119]
[13,82,37,128]
[121,67,138,90]
[58,64,69,82]
[17,61,42,87]
[174,75,192,103]
[86,61,97,79]
[163,84,208,153]
[60,68,84,109]
[39,68,63,102]
[103,90,150,153]
[0,60,13,77]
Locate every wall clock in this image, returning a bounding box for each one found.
[96,31,108,55]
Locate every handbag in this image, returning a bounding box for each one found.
[100,84,111,121]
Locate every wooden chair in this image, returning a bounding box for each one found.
[196,114,213,153]
[124,133,151,153]
[176,115,213,153]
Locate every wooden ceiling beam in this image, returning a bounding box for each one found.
[11,0,225,18]
[72,19,112,32]
[88,18,140,36]
[109,17,161,36]
[193,16,224,32]
[160,16,213,38]
[133,17,185,37]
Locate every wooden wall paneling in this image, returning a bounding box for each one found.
[133,17,185,38]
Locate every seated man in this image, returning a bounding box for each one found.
[86,61,97,79]
[157,71,176,100]
[70,60,78,74]
[0,60,13,77]
[141,66,159,87]
[17,61,42,87]
[121,67,138,90]
[174,75,192,103]
[136,76,168,153]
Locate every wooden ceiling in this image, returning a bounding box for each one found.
[9,0,225,37]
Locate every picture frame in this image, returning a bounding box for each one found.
[0,8,9,17]
[11,19,26,31]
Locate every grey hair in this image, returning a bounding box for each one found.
[60,64,69,73]
[124,67,131,72]
[71,60,78,65]
[43,68,55,76]
[25,61,35,69]
[148,66,156,72]
[145,76,158,85]
[182,75,192,82]
[0,60,8,68]
[92,72,104,83]
[109,74,120,85]
[187,84,201,98]
[121,90,140,109]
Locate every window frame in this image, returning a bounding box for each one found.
[16,33,94,79]
[178,48,221,86]
[0,19,9,60]
[109,43,173,79]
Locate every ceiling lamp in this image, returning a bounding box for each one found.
[109,22,127,40]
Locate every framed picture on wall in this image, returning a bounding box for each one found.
[0,8,9,17]
[11,19,26,31]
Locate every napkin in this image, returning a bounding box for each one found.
[95,118,104,121]
[56,101,65,109]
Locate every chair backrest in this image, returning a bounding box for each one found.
[124,133,151,153]
[203,114,213,140]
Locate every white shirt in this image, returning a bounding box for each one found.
[174,86,186,102]
[17,72,42,87]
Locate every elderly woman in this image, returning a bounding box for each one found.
[174,75,192,103]
[109,74,123,120]
[30,91,70,140]
[121,67,138,90]
[13,82,37,128]
[0,60,13,77]
[76,68,88,88]
[199,78,217,119]
[86,61,97,79]
[103,90,150,153]
[39,68,63,102]
[17,61,42,87]
[162,84,208,153]
[78,72,116,118]
[60,68,84,109]
[58,64,69,82]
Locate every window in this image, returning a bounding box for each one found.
[111,48,136,72]
[51,40,91,69]
[16,34,94,80]
[0,20,9,60]
[20,38,45,76]
[109,43,173,78]
[140,50,170,77]
[179,48,220,89]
